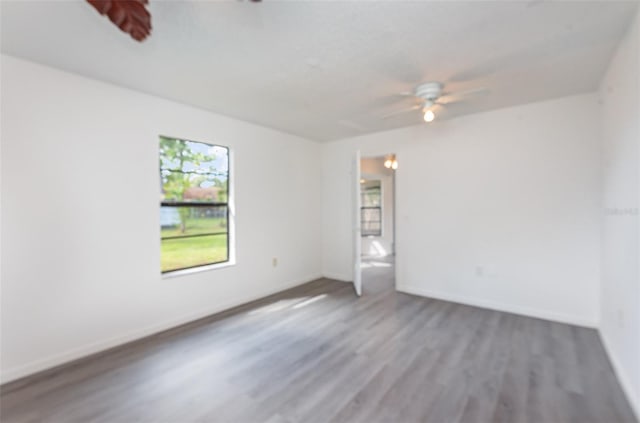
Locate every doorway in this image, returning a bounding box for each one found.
[356,154,396,295]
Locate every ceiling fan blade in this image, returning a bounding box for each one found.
[431,103,446,116]
[384,92,418,101]
[439,87,489,104]
[380,104,421,119]
[438,94,464,106]
[432,102,471,122]
[453,86,489,97]
[436,95,460,105]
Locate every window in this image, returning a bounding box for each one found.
[159,136,230,273]
[361,180,382,237]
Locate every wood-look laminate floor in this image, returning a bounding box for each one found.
[1,257,636,423]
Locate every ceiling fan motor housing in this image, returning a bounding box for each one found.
[415,82,443,101]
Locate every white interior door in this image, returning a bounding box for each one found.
[352,151,362,296]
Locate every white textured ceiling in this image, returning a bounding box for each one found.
[1,0,638,141]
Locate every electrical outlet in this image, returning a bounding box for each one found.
[272,257,278,267]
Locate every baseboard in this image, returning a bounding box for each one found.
[396,284,597,328]
[0,273,322,385]
[322,272,352,283]
[599,331,640,420]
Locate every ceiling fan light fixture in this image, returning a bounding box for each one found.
[423,109,435,122]
[384,155,398,170]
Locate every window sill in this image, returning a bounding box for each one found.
[162,260,236,279]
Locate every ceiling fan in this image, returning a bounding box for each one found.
[86,0,152,41]
[86,0,262,42]
[382,82,488,123]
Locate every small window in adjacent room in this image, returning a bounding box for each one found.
[361,180,382,237]
[159,136,230,273]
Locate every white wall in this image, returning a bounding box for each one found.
[599,8,640,416]
[0,55,322,383]
[360,157,394,258]
[322,93,602,327]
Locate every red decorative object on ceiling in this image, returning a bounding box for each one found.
[86,0,152,42]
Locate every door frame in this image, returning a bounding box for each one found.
[353,151,399,294]
[352,151,362,296]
